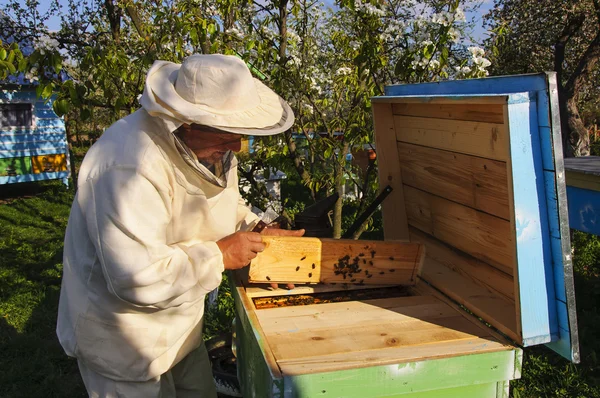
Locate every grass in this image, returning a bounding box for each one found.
[0,179,599,397]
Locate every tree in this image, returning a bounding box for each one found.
[1,0,492,239]
[242,0,492,237]
[484,0,600,157]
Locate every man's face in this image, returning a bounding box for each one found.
[176,124,242,165]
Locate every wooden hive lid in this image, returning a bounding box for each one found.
[372,73,579,363]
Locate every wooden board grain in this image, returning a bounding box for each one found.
[392,102,505,124]
[253,295,512,375]
[410,228,514,302]
[373,102,409,240]
[248,237,424,285]
[397,142,510,220]
[403,185,515,276]
[418,256,520,344]
[394,115,509,161]
[244,283,395,298]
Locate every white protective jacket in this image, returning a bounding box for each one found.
[56,109,258,382]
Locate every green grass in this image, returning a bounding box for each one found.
[0,181,85,398]
[0,180,599,397]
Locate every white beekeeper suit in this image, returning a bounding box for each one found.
[56,54,294,397]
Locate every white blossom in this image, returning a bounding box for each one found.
[454,7,466,22]
[354,0,385,17]
[468,46,485,58]
[225,27,244,39]
[336,67,352,76]
[448,27,460,43]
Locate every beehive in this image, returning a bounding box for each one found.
[231,73,579,398]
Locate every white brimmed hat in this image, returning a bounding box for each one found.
[140,54,294,136]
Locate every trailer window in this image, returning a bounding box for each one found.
[0,103,33,128]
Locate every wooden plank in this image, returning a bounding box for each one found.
[564,155,600,176]
[256,295,456,331]
[372,95,509,105]
[248,237,424,285]
[410,281,515,346]
[230,272,283,383]
[282,350,519,395]
[398,142,510,219]
[394,115,509,161]
[417,254,520,344]
[268,317,486,362]
[403,185,515,275]
[392,102,505,124]
[244,283,395,298]
[256,297,490,362]
[565,170,600,192]
[277,338,512,376]
[410,228,514,302]
[373,102,409,240]
[502,104,523,342]
[505,99,556,346]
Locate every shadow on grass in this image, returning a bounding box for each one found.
[511,231,600,398]
[0,180,87,398]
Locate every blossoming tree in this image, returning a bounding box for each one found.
[1,0,491,238]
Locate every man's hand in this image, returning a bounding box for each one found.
[216,231,265,270]
[261,227,305,289]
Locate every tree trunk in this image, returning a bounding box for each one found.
[104,0,122,43]
[564,95,591,156]
[332,142,349,239]
[64,114,78,190]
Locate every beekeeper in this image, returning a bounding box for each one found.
[57,54,301,397]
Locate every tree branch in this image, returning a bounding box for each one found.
[554,13,585,86]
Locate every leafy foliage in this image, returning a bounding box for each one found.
[484,0,600,156]
[1,0,493,237]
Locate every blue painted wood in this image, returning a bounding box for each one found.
[34,108,60,118]
[538,127,555,171]
[0,133,67,144]
[0,140,68,152]
[0,90,36,101]
[506,94,558,345]
[385,74,548,97]
[380,73,579,362]
[546,300,574,360]
[0,127,65,136]
[35,118,65,128]
[0,147,67,158]
[567,186,600,235]
[0,170,69,184]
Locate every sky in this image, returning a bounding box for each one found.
[4,0,495,45]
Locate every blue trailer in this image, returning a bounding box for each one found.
[0,86,70,187]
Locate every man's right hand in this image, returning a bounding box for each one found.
[216,231,265,270]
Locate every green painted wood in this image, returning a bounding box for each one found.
[496,380,510,398]
[281,349,521,397]
[361,382,503,398]
[230,275,283,398]
[0,156,31,176]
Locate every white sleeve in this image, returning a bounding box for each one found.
[78,165,224,308]
[236,197,260,231]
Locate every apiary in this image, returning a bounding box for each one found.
[231,73,579,397]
